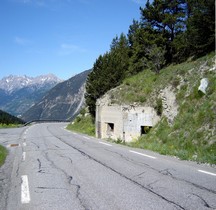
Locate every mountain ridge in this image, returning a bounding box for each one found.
[0,74,62,116]
[21,69,91,122]
[0,74,62,94]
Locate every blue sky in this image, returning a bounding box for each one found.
[0,0,147,80]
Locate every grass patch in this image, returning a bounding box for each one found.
[67,114,95,137]
[0,145,8,167]
[0,124,23,128]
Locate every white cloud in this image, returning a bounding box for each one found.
[132,0,147,5]
[14,37,32,46]
[23,0,31,3]
[13,0,72,7]
[58,43,87,55]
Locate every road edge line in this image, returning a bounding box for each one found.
[129,150,156,159]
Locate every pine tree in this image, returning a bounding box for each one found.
[186,0,215,56]
[128,23,165,74]
[140,0,186,63]
[85,33,130,118]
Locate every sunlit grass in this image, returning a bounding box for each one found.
[67,114,95,137]
[0,124,22,128]
[0,145,7,167]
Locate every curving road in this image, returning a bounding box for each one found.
[0,123,216,210]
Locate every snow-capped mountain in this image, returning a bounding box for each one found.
[0,74,62,94]
[0,74,63,116]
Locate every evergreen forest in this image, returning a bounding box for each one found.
[0,110,25,125]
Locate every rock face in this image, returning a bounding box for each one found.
[0,74,62,116]
[160,86,179,125]
[21,70,91,122]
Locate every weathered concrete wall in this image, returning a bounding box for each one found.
[96,105,123,139]
[122,106,159,141]
[96,103,160,142]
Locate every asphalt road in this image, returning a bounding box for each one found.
[0,123,215,210]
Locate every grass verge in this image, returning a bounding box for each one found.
[67,114,95,137]
[0,145,8,167]
[0,124,23,128]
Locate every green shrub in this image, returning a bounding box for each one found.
[154,98,163,116]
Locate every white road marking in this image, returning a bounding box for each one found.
[198,170,216,177]
[129,150,156,159]
[62,127,70,132]
[23,142,27,147]
[22,152,26,161]
[21,175,31,204]
[83,136,90,140]
[99,142,112,147]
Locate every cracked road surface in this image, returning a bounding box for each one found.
[0,123,216,210]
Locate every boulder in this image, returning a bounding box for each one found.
[198,78,208,94]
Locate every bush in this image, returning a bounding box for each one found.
[154,98,163,116]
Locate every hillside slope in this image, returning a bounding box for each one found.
[0,109,25,125]
[70,53,215,164]
[22,70,91,122]
[102,53,215,163]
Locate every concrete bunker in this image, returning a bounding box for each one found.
[96,103,160,142]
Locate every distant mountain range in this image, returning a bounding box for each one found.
[0,74,62,116]
[0,74,62,94]
[21,70,91,122]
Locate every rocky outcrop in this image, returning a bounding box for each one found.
[160,86,179,125]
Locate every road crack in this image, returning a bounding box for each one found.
[159,168,176,178]
[31,141,40,149]
[189,193,212,208]
[47,126,216,210]
[53,137,186,210]
[37,158,46,173]
[43,151,90,210]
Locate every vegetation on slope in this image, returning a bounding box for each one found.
[71,53,216,164]
[70,0,215,164]
[111,53,216,164]
[0,109,25,128]
[67,108,95,136]
[85,0,215,118]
